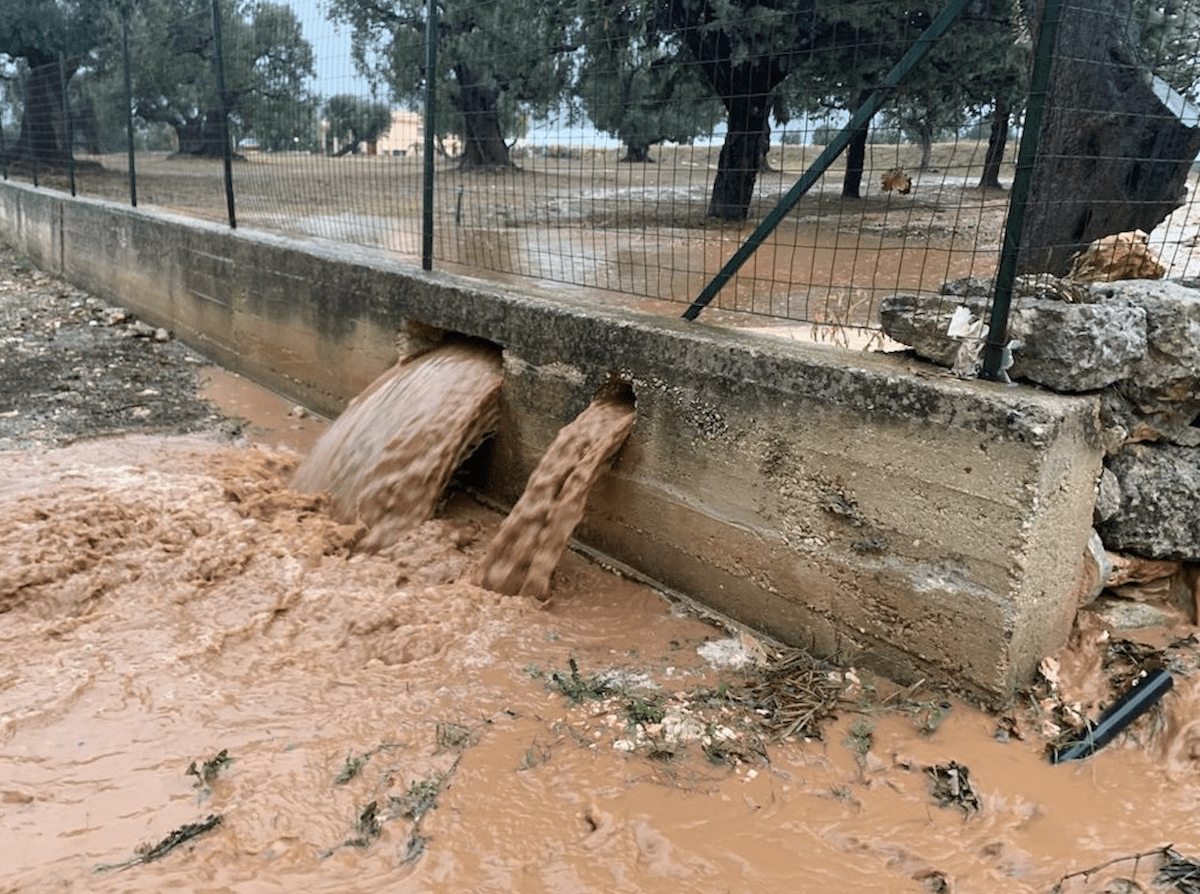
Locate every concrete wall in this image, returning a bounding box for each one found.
[0,181,1103,705]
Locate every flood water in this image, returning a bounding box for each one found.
[4,369,1200,893]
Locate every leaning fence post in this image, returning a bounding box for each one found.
[682,0,973,322]
[980,0,1063,381]
[122,11,138,207]
[210,0,237,228]
[422,0,438,271]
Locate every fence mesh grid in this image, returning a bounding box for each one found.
[3,0,1200,340]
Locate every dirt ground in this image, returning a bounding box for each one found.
[0,240,231,450]
[15,142,1015,331]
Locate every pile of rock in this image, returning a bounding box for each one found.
[879,237,1200,630]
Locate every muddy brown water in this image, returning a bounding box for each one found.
[4,366,1200,893]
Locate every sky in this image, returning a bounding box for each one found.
[280,0,623,146]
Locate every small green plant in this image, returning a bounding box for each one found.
[550,658,613,702]
[843,717,875,769]
[393,776,442,821]
[334,752,370,785]
[623,694,666,727]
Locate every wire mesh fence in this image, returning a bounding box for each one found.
[3,0,1200,346]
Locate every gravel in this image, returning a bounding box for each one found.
[0,239,232,450]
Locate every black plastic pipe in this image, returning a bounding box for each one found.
[1050,668,1174,764]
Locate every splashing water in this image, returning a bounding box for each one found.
[472,391,636,599]
[291,341,502,551]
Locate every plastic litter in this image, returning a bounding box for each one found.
[1050,668,1174,764]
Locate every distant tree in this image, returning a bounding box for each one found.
[328,0,575,171]
[0,0,113,167]
[236,1,318,150]
[126,0,314,157]
[323,94,392,155]
[576,1,723,163]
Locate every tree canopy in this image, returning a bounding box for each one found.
[576,0,724,162]
[125,0,315,157]
[323,93,391,155]
[327,0,574,170]
[0,0,116,165]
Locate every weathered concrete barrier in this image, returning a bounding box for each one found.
[0,180,1103,705]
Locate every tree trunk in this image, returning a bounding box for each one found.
[453,65,514,171]
[619,143,655,162]
[1020,0,1200,273]
[916,124,933,172]
[758,118,775,172]
[175,112,227,157]
[709,92,770,220]
[8,59,74,167]
[842,120,869,199]
[979,98,1009,189]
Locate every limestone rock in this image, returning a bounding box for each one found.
[1102,279,1200,439]
[1098,443,1200,560]
[879,291,1146,391]
[1087,595,1185,630]
[1094,467,1121,524]
[1067,230,1167,282]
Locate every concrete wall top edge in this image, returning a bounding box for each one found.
[5,179,1099,449]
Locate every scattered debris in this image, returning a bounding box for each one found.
[926,761,980,815]
[0,241,221,451]
[97,814,223,872]
[1156,847,1200,894]
[186,749,232,790]
[1068,229,1166,282]
[729,647,844,740]
[1050,668,1174,764]
[1048,846,1187,894]
[343,800,382,849]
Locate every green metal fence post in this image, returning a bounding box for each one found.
[123,11,137,207]
[211,0,237,229]
[422,0,438,271]
[979,0,1064,381]
[60,53,76,197]
[682,0,973,322]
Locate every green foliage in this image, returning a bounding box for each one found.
[549,658,614,702]
[327,0,574,168]
[186,748,233,789]
[0,0,111,67]
[323,93,391,155]
[1135,0,1200,102]
[115,0,315,156]
[576,1,723,159]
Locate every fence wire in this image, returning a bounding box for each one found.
[3,0,1200,340]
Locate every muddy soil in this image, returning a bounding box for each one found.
[5,247,1200,893]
